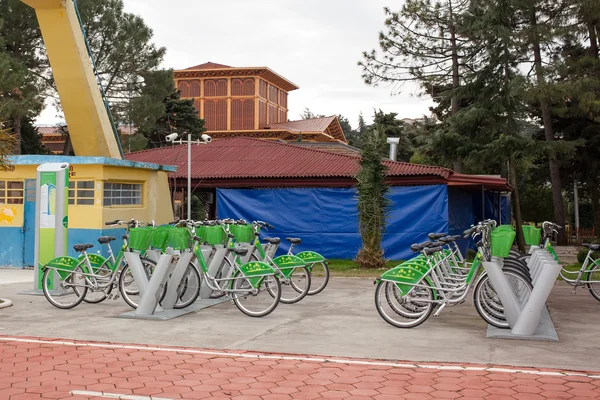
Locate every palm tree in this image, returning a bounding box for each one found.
[355,126,390,268]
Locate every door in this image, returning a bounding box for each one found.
[23,179,36,266]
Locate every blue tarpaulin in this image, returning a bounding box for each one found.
[216,185,448,261]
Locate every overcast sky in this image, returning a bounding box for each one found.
[37,0,433,129]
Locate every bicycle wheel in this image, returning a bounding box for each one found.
[119,258,157,309]
[473,270,533,329]
[307,261,329,296]
[278,266,311,304]
[43,267,87,309]
[585,264,600,302]
[374,281,434,328]
[384,281,431,318]
[77,264,113,304]
[232,271,281,317]
[172,263,201,309]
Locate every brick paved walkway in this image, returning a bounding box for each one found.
[1,336,599,399]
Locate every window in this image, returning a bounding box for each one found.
[69,180,94,205]
[103,182,142,207]
[0,181,24,204]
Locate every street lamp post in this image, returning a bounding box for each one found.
[166,132,212,220]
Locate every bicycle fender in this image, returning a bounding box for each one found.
[380,266,435,298]
[295,251,326,264]
[272,255,306,278]
[77,253,108,274]
[237,261,277,288]
[45,256,81,280]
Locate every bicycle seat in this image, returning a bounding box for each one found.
[410,242,432,252]
[428,233,447,240]
[228,247,248,256]
[583,243,600,251]
[264,237,281,245]
[424,246,443,255]
[73,244,94,252]
[98,236,116,244]
[463,227,476,237]
[449,235,462,240]
[439,237,455,243]
[286,237,302,245]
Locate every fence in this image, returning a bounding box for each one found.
[565,226,596,245]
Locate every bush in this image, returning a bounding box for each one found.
[577,248,600,264]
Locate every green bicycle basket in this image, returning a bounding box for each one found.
[151,226,174,251]
[490,227,515,258]
[230,224,254,243]
[201,225,225,245]
[128,227,153,252]
[522,225,541,246]
[168,227,192,250]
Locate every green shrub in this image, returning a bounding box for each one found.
[577,248,600,264]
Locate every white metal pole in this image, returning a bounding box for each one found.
[574,182,580,230]
[187,133,192,220]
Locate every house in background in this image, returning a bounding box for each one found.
[174,62,346,143]
[37,124,136,155]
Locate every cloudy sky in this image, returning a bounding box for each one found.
[38,0,433,129]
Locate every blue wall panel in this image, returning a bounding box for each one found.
[216,185,449,261]
[0,227,25,267]
[448,188,476,253]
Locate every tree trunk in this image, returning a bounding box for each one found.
[448,0,462,171]
[509,158,526,252]
[529,6,566,244]
[62,134,72,155]
[585,166,600,236]
[12,115,21,155]
[589,22,599,57]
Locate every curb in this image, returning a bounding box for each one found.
[0,298,13,309]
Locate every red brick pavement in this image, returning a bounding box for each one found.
[1,336,599,399]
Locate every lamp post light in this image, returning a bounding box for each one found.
[166,132,212,220]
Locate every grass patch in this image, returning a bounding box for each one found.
[328,259,403,277]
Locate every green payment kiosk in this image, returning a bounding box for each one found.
[34,163,69,292]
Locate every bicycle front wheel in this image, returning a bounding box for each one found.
[473,270,533,329]
[172,263,201,309]
[119,258,158,309]
[43,267,87,309]
[232,272,281,317]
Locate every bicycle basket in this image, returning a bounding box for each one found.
[129,227,153,252]
[168,227,192,251]
[230,224,253,243]
[200,225,224,245]
[490,228,515,258]
[151,226,173,251]
[522,225,541,246]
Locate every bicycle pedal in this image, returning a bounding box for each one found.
[113,294,120,300]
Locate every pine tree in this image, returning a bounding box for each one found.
[355,126,390,269]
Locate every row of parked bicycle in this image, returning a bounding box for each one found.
[41,218,329,317]
[374,220,600,329]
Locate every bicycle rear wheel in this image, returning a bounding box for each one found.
[307,261,329,295]
[232,271,281,317]
[43,267,87,309]
[375,281,434,328]
[280,266,311,304]
[172,263,201,309]
[79,264,113,304]
[585,264,600,302]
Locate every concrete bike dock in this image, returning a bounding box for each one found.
[484,250,561,341]
[118,251,223,321]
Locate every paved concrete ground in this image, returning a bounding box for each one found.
[1,274,599,373]
[2,336,600,399]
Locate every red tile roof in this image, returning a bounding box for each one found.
[184,61,232,70]
[126,137,451,181]
[268,117,336,133]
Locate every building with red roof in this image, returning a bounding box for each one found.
[126,138,511,260]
